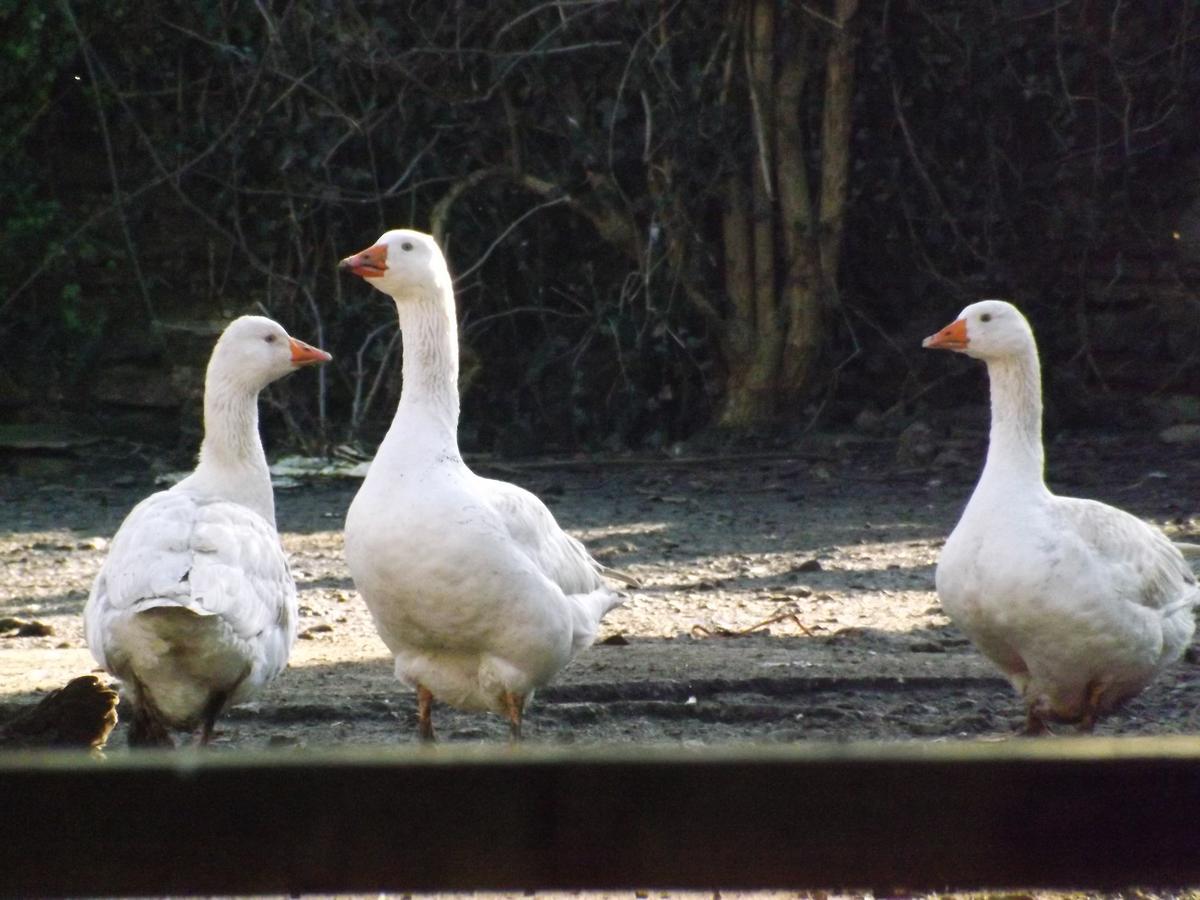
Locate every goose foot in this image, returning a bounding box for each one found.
[417,684,436,743]
[501,691,524,742]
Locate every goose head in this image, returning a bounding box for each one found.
[209,315,331,392]
[339,229,450,301]
[922,299,1035,361]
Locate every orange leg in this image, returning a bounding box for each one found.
[1022,705,1051,737]
[501,691,524,741]
[128,703,174,748]
[196,667,247,747]
[127,676,174,748]
[197,690,229,746]
[417,684,436,743]
[1077,682,1106,733]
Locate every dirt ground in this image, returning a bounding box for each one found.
[2,427,1199,749]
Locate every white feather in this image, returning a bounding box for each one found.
[342,230,626,719]
[928,300,1197,727]
[83,316,319,735]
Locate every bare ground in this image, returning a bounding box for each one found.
[2,430,1199,749]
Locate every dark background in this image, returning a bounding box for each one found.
[2,0,1198,458]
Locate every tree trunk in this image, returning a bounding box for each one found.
[777,8,822,400]
[817,0,859,302]
[717,0,783,428]
[715,0,858,428]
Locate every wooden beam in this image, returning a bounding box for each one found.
[4,738,1200,896]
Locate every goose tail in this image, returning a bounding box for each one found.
[597,563,642,589]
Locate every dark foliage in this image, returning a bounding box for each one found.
[1,0,1197,452]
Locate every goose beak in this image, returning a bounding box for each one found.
[922,318,969,351]
[289,337,332,366]
[339,244,388,278]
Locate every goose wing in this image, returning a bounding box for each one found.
[86,489,297,669]
[476,476,612,597]
[1055,497,1198,613]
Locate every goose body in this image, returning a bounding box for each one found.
[340,229,625,738]
[84,316,330,745]
[924,300,1197,731]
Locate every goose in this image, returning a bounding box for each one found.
[83,316,331,746]
[339,229,632,741]
[923,299,1198,733]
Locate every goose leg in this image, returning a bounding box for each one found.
[128,702,174,748]
[197,690,229,746]
[1077,681,1105,733]
[127,678,174,748]
[1022,706,1051,737]
[197,666,249,747]
[501,691,524,741]
[417,684,436,743]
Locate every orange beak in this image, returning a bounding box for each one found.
[922,318,969,352]
[289,337,332,366]
[339,244,388,278]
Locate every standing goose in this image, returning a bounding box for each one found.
[340,229,630,741]
[84,316,331,746]
[924,299,1197,733]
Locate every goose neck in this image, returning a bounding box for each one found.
[191,375,275,525]
[979,350,1046,494]
[393,288,461,445]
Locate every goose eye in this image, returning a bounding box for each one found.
[264,334,277,343]
[401,241,414,251]
[980,313,992,323]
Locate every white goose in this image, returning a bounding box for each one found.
[340,229,630,741]
[84,316,330,746]
[924,299,1197,732]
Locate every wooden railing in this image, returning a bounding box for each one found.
[3,737,1200,896]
